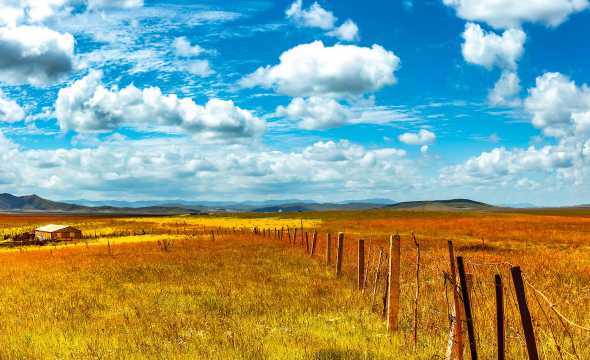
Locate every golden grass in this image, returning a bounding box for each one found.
[0,210,588,359]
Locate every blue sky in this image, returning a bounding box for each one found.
[0,0,590,205]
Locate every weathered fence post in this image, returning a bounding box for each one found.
[446,241,464,360]
[387,234,401,331]
[413,233,420,352]
[457,256,477,360]
[305,232,310,253]
[336,232,344,277]
[311,231,317,256]
[495,274,505,360]
[371,248,384,308]
[358,239,365,290]
[326,233,332,265]
[511,266,539,360]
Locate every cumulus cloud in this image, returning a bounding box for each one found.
[241,41,399,98]
[173,36,205,57]
[0,133,416,200]
[0,25,75,86]
[86,0,143,10]
[286,0,359,41]
[488,71,521,106]
[462,23,525,70]
[443,0,589,29]
[277,97,353,130]
[0,0,143,26]
[55,71,265,139]
[286,0,337,30]
[524,72,590,138]
[327,19,360,42]
[440,144,581,186]
[0,89,25,122]
[442,72,590,187]
[183,60,214,77]
[399,129,436,145]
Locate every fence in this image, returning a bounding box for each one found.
[248,226,590,359]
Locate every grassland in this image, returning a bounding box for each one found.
[0,209,588,359]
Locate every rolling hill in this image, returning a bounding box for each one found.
[0,193,199,214]
[386,199,494,211]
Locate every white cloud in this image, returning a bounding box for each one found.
[183,60,214,77]
[286,0,337,30]
[0,25,75,86]
[86,0,143,10]
[442,72,590,188]
[462,23,525,70]
[443,0,589,29]
[0,90,25,122]
[524,72,590,138]
[55,71,265,139]
[0,133,417,200]
[327,19,360,42]
[440,144,582,186]
[277,97,353,130]
[420,145,429,154]
[241,41,400,98]
[286,1,359,41]
[0,0,144,26]
[173,36,205,57]
[276,97,416,130]
[399,129,436,145]
[488,71,521,106]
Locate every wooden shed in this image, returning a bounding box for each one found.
[35,225,82,242]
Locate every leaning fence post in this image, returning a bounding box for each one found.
[326,233,332,265]
[387,234,401,331]
[495,274,505,360]
[511,266,539,360]
[446,241,464,360]
[457,256,477,360]
[336,232,344,277]
[358,239,365,290]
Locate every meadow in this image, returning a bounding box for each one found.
[0,209,588,359]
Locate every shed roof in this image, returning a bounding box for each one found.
[35,224,78,233]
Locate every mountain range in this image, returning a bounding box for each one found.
[0,193,554,214]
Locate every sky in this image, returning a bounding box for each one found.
[0,0,589,206]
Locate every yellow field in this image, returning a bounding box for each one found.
[0,210,588,359]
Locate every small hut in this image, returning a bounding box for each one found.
[35,225,82,242]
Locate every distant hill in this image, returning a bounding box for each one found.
[0,193,88,212]
[252,201,392,213]
[0,193,199,214]
[386,199,494,211]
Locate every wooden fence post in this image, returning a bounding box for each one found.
[456,256,477,360]
[305,232,310,253]
[446,241,464,360]
[387,234,401,331]
[326,233,332,265]
[511,266,539,360]
[495,274,505,360]
[413,233,420,352]
[371,248,384,308]
[311,231,317,256]
[358,239,365,290]
[336,232,344,277]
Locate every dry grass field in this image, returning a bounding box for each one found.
[0,209,589,359]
